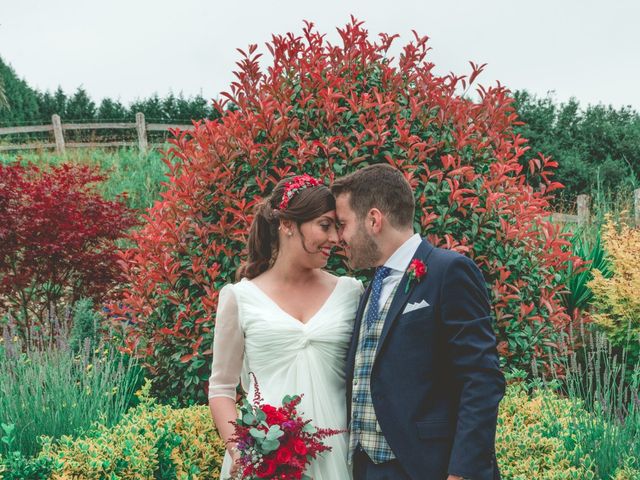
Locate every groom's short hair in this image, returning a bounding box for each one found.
[331,164,415,229]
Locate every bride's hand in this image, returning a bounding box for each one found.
[229,447,241,477]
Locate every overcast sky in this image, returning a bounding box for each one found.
[1,0,639,110]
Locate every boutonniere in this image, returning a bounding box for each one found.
[405,259,427,293]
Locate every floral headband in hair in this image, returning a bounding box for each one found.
[278,174,322,210]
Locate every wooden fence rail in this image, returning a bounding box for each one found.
[0,113,193,153]
[548,192,640,226]
[1,115,639,226]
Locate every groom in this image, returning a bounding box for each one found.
[332,164,505,480]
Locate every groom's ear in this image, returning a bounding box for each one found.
[366,208,384,234]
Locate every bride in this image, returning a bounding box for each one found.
[208,174,362,479]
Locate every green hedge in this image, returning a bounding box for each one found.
[2,381,636,479]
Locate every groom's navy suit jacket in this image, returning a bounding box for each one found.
[346,239,505,480]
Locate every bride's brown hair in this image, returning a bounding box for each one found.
[236,177,335,280]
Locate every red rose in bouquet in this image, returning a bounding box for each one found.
[275,446,292,464]
[256,459,277,478]
[292,439,307,456]
[229,374,343,480]
[261,404,288,424]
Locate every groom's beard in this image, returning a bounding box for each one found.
[347,225,381,270]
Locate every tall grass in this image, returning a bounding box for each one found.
[542,329,640,479]
[0,147,171,211]
[0,310,142,458]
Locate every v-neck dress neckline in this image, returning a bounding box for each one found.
[243,276,343,326]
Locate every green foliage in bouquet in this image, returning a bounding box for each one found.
[229,375,342,480]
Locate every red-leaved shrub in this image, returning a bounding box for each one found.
[0,162,138,341]
[111,19,578,404]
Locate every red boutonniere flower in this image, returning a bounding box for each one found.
[405,259,427,293]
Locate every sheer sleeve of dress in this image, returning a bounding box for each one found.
[208,284,244,400]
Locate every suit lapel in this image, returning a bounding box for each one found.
[375,239,434,358]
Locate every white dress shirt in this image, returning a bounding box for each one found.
[375,233,422,314]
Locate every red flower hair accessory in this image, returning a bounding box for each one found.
[405,258,427,293]
[278,174,322,210]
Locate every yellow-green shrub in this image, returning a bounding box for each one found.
[496,382,596,479]
[496,380,640,480]
[588,217,640,368]
[40,381,224,479]
[15,381,636,479]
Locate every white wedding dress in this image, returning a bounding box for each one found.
[208,275,363,480]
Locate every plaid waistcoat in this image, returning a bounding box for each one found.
[348,282,400,464]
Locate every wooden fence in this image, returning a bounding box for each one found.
[548,192,640,226]
[1,115,639,225]
[0,113,193,153]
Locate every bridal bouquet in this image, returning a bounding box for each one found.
[229,376,342,480]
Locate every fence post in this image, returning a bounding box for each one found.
[577,194,590,225]
[635,189,640,227]
[136,112,148,152]
[51,114,65,154]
